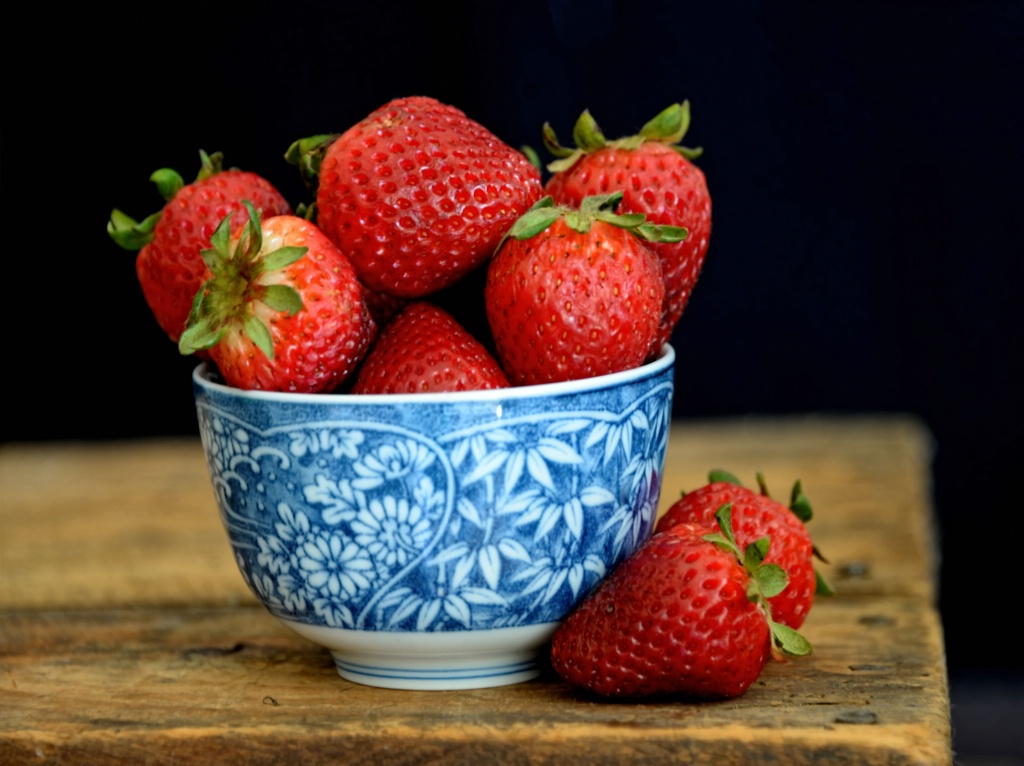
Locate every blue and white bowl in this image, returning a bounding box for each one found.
[192,345,675,690]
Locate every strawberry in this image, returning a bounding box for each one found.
[351,301,509,394]
[550,506,811,699]
[108,150,292,345]
[290,96,544,299]
[543,101,712,352]
[484,193,681,386]
[178,203,375,393]
[656,470,833,629]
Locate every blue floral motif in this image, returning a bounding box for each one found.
[196,365,673,634]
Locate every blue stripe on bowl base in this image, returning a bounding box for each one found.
[333,657,540,690]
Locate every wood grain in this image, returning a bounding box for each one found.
[0,415,952,765]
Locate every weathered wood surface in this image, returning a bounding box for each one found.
[0,415,951,765]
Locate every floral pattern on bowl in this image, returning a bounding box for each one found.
[192,346,674,688]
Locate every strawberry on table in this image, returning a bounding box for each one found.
[289,96,544,299]
[178,204,375,393]
[351,301,509,394]
[550,506,811,699]
[543,101,712,351]
[656,470,833,629]
[485,192,682,386]
[108,150,292,346]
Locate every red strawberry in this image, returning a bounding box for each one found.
[550,507,811,699]
[485,193,681,386]
[351,301,509,394]
[108,150,292,345]
[656,470,832,629]
[178,204,375,393]
[543,101,712,352]
[291,96,543,299]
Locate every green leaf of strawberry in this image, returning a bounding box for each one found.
[505,197,562,240]
[180,202,309,359]
[705,504,812,662]
[505,192,688,245]
[638,101,703,159]
[755,563,790,600]
[149,168,186,202]
[242,315,275,360]
[261,284,303,316]
[544,101,702,175]
[708,468,743,485]
[283,133,339,203]
[772,622,813,657]
[107,208,161,251]
[789,479,814,523]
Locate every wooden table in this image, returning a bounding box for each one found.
[1,415,952,765]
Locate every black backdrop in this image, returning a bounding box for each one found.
[6,0,1022,743]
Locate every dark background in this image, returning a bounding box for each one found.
[5,1,1022,761]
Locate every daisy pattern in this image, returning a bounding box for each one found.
[351,496,434,571]
[297,530,376,600]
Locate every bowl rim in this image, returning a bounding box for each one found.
[193,343,675,404]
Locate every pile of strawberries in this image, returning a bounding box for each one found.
[108,95,711,394]
[110,96,828,700]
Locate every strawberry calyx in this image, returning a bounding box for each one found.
[107,150,227,251]
[706,469,835,596]
[757,472,833,590]
[284,133,340,218]
[178,202,307,361]
[543,101,703,174]
[703,504,813,662]
[707,468,743,486]
[499,192,688,252]
[519,143,543,172]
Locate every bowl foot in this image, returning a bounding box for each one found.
[333,656,541,690]
[281,618,559,691]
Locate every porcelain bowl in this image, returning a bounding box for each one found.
[192,345,675,690]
